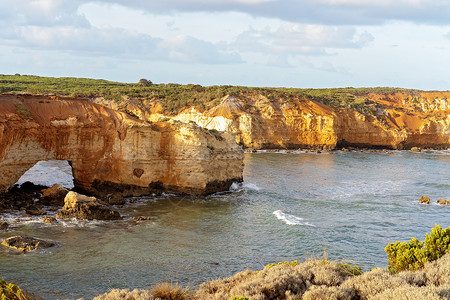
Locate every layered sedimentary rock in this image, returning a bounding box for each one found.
[0,95,243,196]
[99,91,450,150]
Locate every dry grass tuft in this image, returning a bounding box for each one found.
[150,282,191,300]
[92,288,154,300]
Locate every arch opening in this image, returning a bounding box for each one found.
[15,160,74,190]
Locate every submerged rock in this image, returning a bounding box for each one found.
[1,236,54,252]
[40,184,69,206]
[419,196,430,204]
[133,216,151,222]
[42,216,57,224]
[56,191,122,220]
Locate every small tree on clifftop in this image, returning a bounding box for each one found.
[138,78,152,87]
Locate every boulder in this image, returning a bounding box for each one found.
[56,191,122,220]
[1,236,54,252]
[40,184,69,206]
[437,199,450,205]
[419,196,430,204]
[0,221,8,230]
[411,147,421,152]
[42,216,57,224]
[25,206,47,216]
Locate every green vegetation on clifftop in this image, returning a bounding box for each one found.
[0,74,423,114]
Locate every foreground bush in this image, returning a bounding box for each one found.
[385,225,450,273]
[0,279,27,300]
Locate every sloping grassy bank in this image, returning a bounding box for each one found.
[3,226,449,300]
[93,252,449,300]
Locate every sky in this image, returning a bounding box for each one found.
[1,0,450,90]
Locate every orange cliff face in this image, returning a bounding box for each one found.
[0,95,244,196]
[91,91,450,150]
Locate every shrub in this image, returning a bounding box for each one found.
[0,278,28,300]
[385,225,450,273]
[424,225,450,261]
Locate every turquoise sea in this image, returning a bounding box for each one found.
[0,150,449,299]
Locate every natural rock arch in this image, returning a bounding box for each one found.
[0,95,243,197]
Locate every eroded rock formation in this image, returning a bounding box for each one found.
[98,91,450,150]
[0,95,244,196]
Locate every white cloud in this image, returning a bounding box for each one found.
[1,24,241,64]
[98,0,450,25]
[232,24,373,57]
[0,0,242,64]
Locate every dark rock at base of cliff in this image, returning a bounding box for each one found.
[0,182,48,211]
[419,196,430,204]
[25,206,47,216]
[1,236,55,252]
[104,193,126,205]
[56,191,122,220]
[0,221,8,230]
[40,184,69,206]
[204,178,243,196]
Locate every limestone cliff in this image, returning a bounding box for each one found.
[92,91,450,150]
[0,95,243,196]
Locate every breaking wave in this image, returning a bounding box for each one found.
[273,210,315,227]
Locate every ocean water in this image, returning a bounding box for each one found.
[0,151,449,299]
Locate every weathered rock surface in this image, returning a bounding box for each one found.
[40,184,69,206]
[1,236,54,252]
[103,91,450,150]
[0,95,244,197]
[437,199,450,205]
[419,196,431,204]
[56,191,122,220]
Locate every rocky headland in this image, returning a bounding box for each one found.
[99,90,450,151]
[2,76,450,151]
[0,94,244,197]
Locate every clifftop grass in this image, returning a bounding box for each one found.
[0,74,422,114]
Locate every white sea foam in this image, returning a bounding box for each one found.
[273,210,315,226]
[230,182,261,191]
